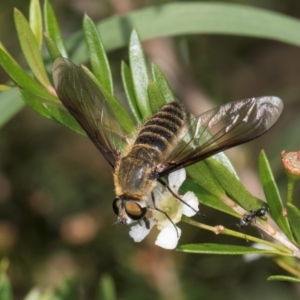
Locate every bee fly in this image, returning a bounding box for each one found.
[52,57,283,230]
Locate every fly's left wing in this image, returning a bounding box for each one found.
[52,57,129,168]
[159,96,283,176]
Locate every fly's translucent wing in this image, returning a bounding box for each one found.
[159,96,283,176]
[52,57,128,168]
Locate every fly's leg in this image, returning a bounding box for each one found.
[157,178,204,217]
[151,192,179,238]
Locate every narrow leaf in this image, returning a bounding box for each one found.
[268,275,300,283]
[0,260,12,300]
[0,42,9,54]
[44,33,62,60]
[147,80,166,114]
[129,30,151,119]
[206,158,264,210]
[87,3,300,53]
[286,203,300,245]
[44,0,68,58]
[20,89,56,120]
[151,63,174,103]
[259,150,292,239]
[44,103,86,136]
[29,0,43,49]
[4,3,300,129]
[82,66,135,134]
[187,161,225,198]
[0,85,13,91]
[83,14,113,94]
[274,256,300,278]
[181,178,237,217]
[121,61,142,123]
[0,48,57,102]
[97,274,116,300]
[177,243,286,255]
[0,89,25,127]
[0,274,12,300]
[211,152,239,178]
[52,277,78,300]
[14,8,50,88]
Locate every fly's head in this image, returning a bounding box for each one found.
[112,194,148,227]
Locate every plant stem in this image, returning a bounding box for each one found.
[181,216,292,254]
[287,176,296,203]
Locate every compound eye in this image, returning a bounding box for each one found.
[112,198,122,215]
[125,201,147,220]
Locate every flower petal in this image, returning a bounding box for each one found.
[168,169,186,193]
[155,225,181,249]
[129,219,154,242]
[181,192,199,217]
[153,193,182,228]
[243,243,275,262]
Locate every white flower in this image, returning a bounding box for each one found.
[155,225,182,249]
[168,168,186,193]
[243,243,276,262]
[181,191,199,217]
[129,218,155,242]
[129,168,199,249]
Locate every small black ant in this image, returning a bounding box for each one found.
[236,206,270,240]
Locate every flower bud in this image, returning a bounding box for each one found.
[281,151,300,180]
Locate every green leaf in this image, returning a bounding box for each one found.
[97,274,116,300]
[4,3,300,129]
[151,63,174,103]
[147,80,166,114]
[14,8,50,88]
[0,48,56,102]
[44,103,86,137]
[44,33,62,61]
[0,259,12,300]
[286,203,300,246]
[129,30,151,120]
[268,275,300,283]
[121,61,141,123]
[205,158,263,210]
[71,3,300,60]
[81,66,135,134]
[83,14,113,94]
[52,277,78,300]
[20,89,56,120]
[259,150,292,239]
[44,0,68,58]
[0,89,25,127]
[211,152,239,179]
[29,0,43,50]
[187,161,225,198]
[181,178,237,217]
[0,85,13,91]
[22,93,87,140]
[177,243,286,255]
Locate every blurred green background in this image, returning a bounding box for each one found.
[1,0,300,299]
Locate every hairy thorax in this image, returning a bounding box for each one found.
[114,102,187,201]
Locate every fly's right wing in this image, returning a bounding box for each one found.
[159,96,283,176]
[52,57,128,168]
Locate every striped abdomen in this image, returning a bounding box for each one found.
[114,102,187,198]
[132,101,187,161]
